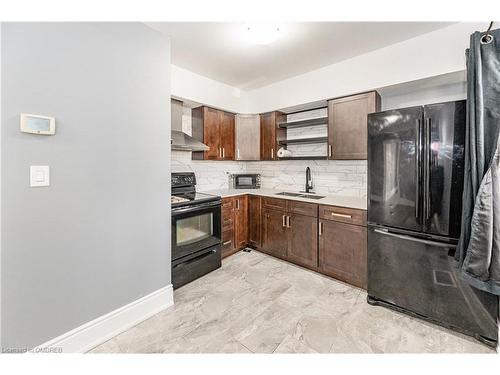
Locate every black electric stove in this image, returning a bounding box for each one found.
[171,172,222,289]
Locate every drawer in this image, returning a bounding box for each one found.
[262,197,286,211]
[222,229,234,248]
[222,217,233,231]
[222,197,234,228]
[288,200,318,217]
[222,197,234,211]
[319,205,366,226]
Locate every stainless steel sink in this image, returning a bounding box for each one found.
[276,192,303,197]
[276,192,325,200]
[300,194,325,200]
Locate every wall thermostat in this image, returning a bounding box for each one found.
[20,113,56,135]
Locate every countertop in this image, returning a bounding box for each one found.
[200,188,367,210]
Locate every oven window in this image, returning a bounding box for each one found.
[176,213,213,246]
[237,176,253,186]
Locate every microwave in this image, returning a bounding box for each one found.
[232,174,261,189]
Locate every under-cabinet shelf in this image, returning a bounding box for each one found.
[277,116,328,129]
[278,136,328,146]
[277,156,328,160]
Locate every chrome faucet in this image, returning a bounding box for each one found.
[305,167,313,193]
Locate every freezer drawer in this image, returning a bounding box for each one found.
[367,225,498,346]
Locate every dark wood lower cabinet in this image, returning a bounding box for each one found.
[221,197,236,258]
[221,194,367,290]
[222,228,234,257]
[287,213,318,270]
[234,195,248,249]
[262,209,288,259]
[222,196,248,258]
[248,195,262,248]
[319,219,367,289]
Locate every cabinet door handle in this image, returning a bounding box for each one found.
[222,147,225,158]
[235,199,239,210]
[219,147,222,158]
[271,148,274,159]
[328,144,332,157]
[237,148,240,159]
[282,215,286,227]
[287,215,291,228]
[319,221,323,236]
[330,212,352,219]
[223,240,232,246]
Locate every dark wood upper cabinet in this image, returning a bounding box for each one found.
[287,213,318,270]
[260,111,286,160]
[328,91,380,160]
[248,195,262,249]
[192,106,235,161]
[219,111,235,160]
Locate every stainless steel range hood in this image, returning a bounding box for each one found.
[171,99,209,151]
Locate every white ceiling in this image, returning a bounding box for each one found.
[148,22,454,90]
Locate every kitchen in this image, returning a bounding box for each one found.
[1,15,499,369]
[123,22,499,353]
[163,81,498,353]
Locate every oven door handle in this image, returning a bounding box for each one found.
[172,201,221,215]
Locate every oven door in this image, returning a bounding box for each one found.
[172,201,221,261]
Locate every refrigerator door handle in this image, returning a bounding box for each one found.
[415,119,421,221]
[374,229,456,248]
[423,118,431,222]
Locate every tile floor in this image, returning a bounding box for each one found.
[90,250,495,353]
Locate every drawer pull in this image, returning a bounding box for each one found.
[223,240,232,246]
[282,215,286,227]
[331,212,352,219]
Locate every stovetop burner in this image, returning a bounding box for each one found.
[171,195,190,204]
[171,172,221,209]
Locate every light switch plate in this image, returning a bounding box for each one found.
[30,166,50,187]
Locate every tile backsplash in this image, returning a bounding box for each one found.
[172,150,246,191]
[246,159,366,197]
[172,106,367,198]
[172,151,367,197]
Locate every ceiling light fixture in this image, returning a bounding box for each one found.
[245,24,283,45]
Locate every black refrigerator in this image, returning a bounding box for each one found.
[367,100,498,347]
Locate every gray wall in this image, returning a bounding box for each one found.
[1,23,171,348]
[381,81,466,111]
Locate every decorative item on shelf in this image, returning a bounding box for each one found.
[277,147,292,158]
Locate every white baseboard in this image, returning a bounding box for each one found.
[35,285,174,353]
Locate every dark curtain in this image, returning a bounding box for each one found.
[457,27,500,295]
